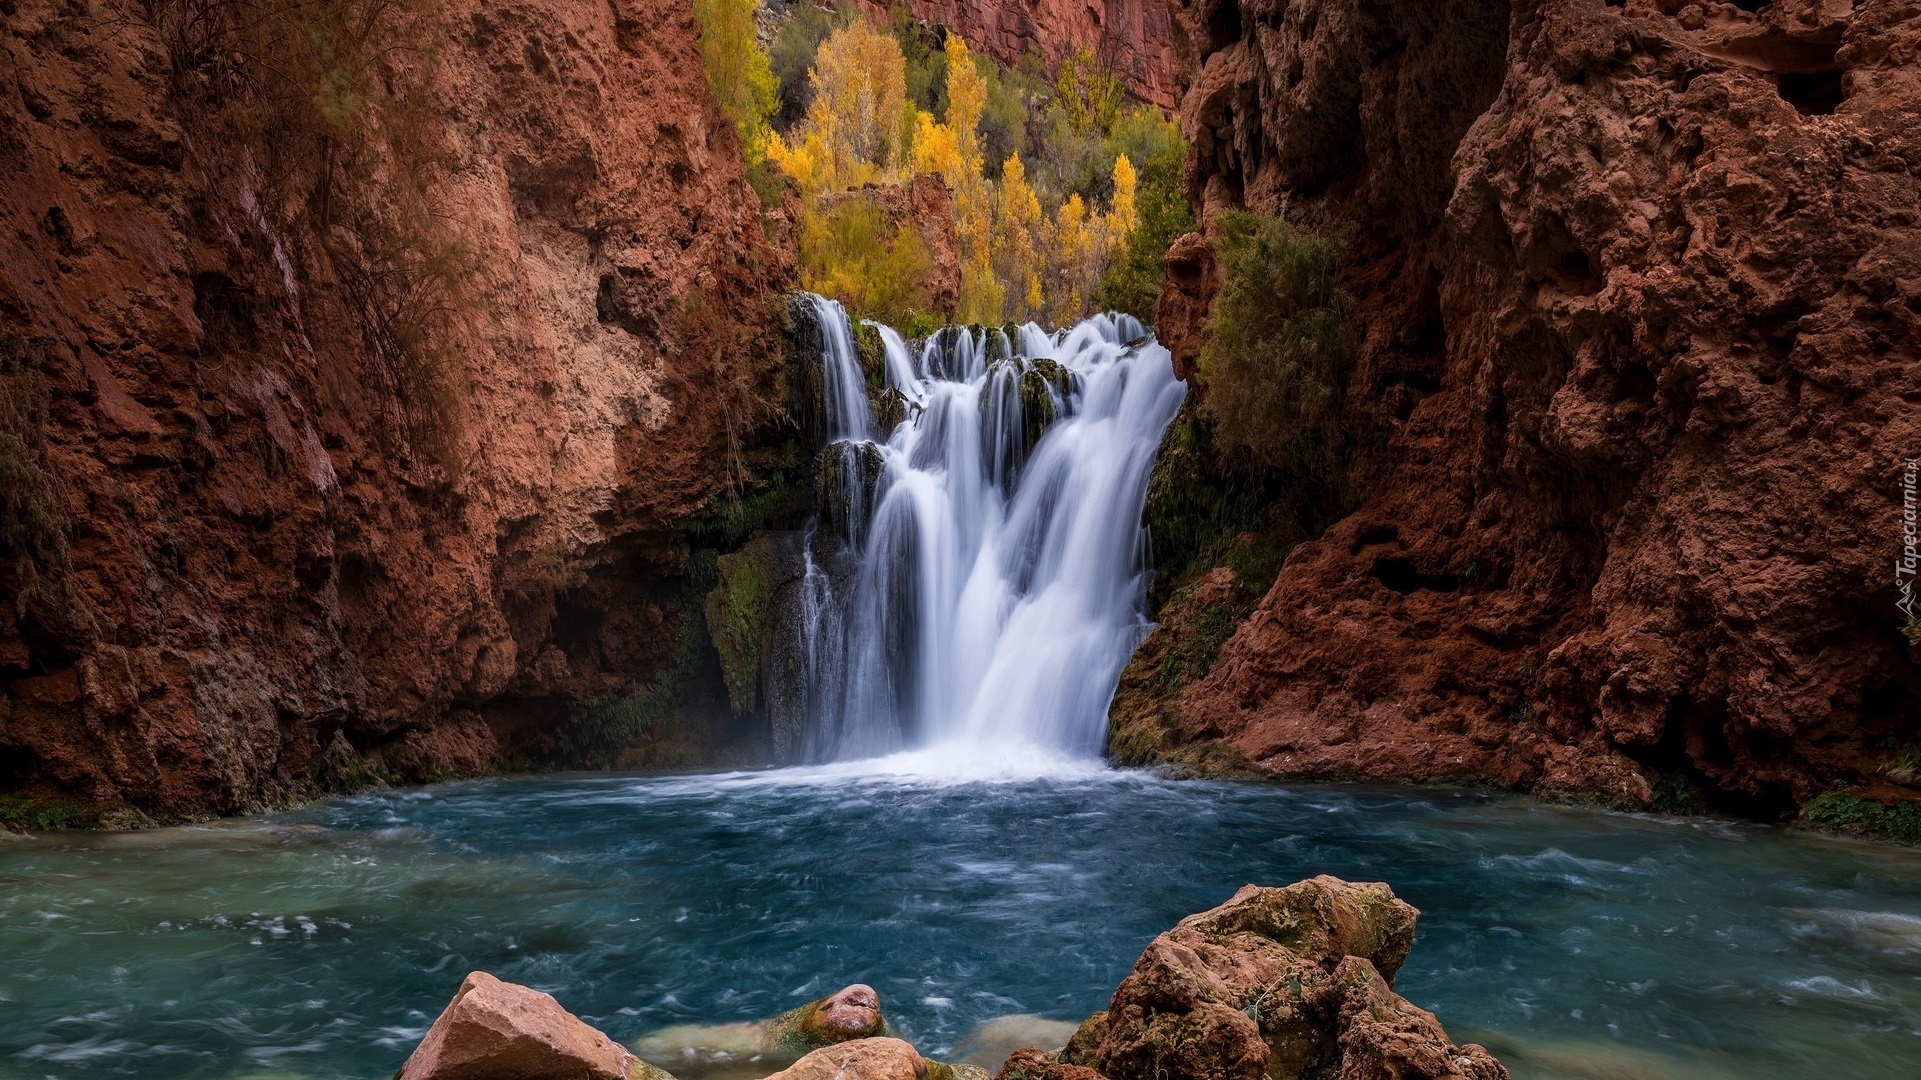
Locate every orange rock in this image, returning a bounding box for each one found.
[763,1037,931,1080]
[397,971,655,1080]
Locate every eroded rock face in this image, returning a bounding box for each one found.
[398,970,657,1080]
[851,0,1181,108]
[1147,0,1921,812]
[0,0,792,816]
[1061,879,1504,1080]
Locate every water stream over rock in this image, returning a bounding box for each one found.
[794,296,1184,764]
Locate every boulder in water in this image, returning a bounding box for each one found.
[396,970,668,1080]
[766,983,888,1054]
[633,984,889,1075]
[1063,878,1505,1080]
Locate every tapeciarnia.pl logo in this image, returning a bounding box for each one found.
[1901,458,1919,622]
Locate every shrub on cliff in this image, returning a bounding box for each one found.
[1095,107,1193,321]
[124,0,477,482]
[1198,212,1349,477]
[799,198,936,329]
[693,0,781,201]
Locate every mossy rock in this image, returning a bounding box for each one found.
[817,441,886,545]
[1799,786,1921,844]
[852,320,888,393]
[786,294,831,449]
[765,985,887,1056]
[704,534,779,717]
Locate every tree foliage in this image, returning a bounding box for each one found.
[694,0,780,167]
[766,6,1187,328]
[1197,211,1350,477]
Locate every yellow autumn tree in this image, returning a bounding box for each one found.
[771,17,909,194]
[995,154,1044,322]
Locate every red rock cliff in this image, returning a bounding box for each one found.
[1145,0,1921,814]
[852,0,1182,107]
[0,0,794,818]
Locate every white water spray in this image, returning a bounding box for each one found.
[798,295,1185,767]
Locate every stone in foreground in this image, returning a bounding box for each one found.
[1059,877,1506,1080]
[397,970,664,1080]
[763,1037,930,1080]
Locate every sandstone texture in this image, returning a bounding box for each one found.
[1056,879,1505,1080]
[0,0,794,818]
[398,970,661,1080]
[764,1038,934,1080]
[852,0,1181,108]
[1141,0,1921,816]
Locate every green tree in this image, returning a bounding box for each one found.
[694,0,781,167]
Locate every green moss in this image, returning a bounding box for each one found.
[0,794,87,831]
[851,320,888,392]
[704,534,778,716]
[1800,787,1921,844]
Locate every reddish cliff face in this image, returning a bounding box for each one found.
[852,0,1182,108]
[0,0,793,819]
[1141,0,1921,814]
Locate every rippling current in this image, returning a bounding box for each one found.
[4,762,1920,1079]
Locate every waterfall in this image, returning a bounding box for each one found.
[796,294,1186,767]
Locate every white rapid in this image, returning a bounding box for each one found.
[798,294,1186,766]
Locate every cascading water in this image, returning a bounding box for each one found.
[796,294,1186,766]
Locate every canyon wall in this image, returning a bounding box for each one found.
[1133,0,1921,815]
[850,0,1182,107]
[0,0,795,820]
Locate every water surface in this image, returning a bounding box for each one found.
[3,763,1919,1079]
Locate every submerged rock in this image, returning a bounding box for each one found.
[952,1015,1081,1072]
[632,984,889,1075]
[1057,878,1504,1080]
[397,970,667,1080]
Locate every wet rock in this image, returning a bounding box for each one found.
[634,984,888,1074]
[767,984,888,1054]
[396,970,662,1080]
[763,1037,927,1080]
[1081,879,1504,1080]
[1329,957,1507,1080]
[994,1048,1108,1080]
